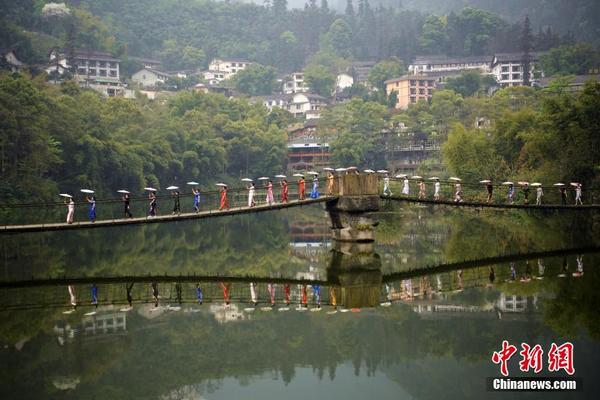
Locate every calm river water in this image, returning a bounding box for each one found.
[0,203,599,399]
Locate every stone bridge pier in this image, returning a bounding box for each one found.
[326,174,380,242]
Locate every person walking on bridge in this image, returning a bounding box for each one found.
[91,283,98,309]
[486,181,494,204]
[126,282,134,307]
[220,282,231,305]
[65,197,75,224]
[266,180,275,205]
[122,193,133,218]
[418,180,426,200]
[298,176,306,200]
[507,184,514,205]
[280,179,288,203]
[86,195,97,222]
[310,175,319,199]
[454,182,462,203]
[559,186,567,205]
[575,183,583,205]
[522,183,530,205]
[172,190,181,215]
[327,172,334,196]
[284,283,291,306]
[536,185,543,205]
[151,282,159,307]
[247,181,256,207]
[148,191,157,217]
[192,188,201,212]
[195,284,203,304]
[383,174,392,196]
[401,177,410,196]
[219,185,230,210]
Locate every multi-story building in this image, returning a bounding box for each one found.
[286,120,331,170]
[254,92,327,118]
[409,55,492,74]
[203,58,251,84]
[131,67,172,88]
[491,52,543,87]
[385,75,437,109]
[47,48,125,96]
[282,72,309,94]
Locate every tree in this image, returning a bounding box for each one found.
[232,64,277,96]
[539,44,600,76]
[304,64,336,97]
[419,15,449,55]
[521,16,533,86]
[325,19,353,59]
[367,58,406,92]
[445,70,483,97]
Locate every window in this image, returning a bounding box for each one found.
[77,68,86,75]
[512,65,520,72]
[410,80,416,86]
[501,74,509,81]
[99,61,106,67]
[418,80,425,86]
[109,70,117,77]
[410,88,416,95]
[410,97,416,103]
[99,70,107,77]
[512,73,520,80]
[501,66,509,72]
[89,69,96,76]
[419,88,425,95]
[427,89,433,95]
[428,81,434,87]
[295,104,301,110]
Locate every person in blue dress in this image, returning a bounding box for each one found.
[91,283,98,309]
[310,175,319,198]
[313,284,321,308]
[86,195,97,222]
[195,284,203,304]
[192,188,201,212]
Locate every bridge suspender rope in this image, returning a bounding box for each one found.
[383,195,600,210]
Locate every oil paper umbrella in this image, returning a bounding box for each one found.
[241,178,253,182]
[396,174,407,178]
[80,189,94,194]
[429,177,439,180]
[215,183,227,187]
[258,176,269,180]
[166,186,179,191]
[59,193,73,198]
[293,173,304,177]
[449,177,461,182]
[144,187,157,192]
[275,174,287,179]
[530,183,542,187]
[363,169,375,174]
[501,181,514,186]
[553,183,565,187]
[186,181,199,186]
[377,169,389,174]
[117,189,130,194]
[411,175,422,179]
[322,167,334,171]
[479,180,491,184]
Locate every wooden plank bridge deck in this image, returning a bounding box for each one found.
[0,196,334,234]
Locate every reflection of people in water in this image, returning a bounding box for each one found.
[573,255,584,277]
[329,286,338,309]
[520,261,532,282]
[126,283,134,307]
[151,282,159,307]
[196,284,203,304]
[436,275,443,293]
[559,257,568,277]
[313,285,321,308]
[457,270,463,289]
[68,285,77,309]
[537,259,545,279]
[220,282,231,305]
[267,283,276,306]
[301,284,308,308]
[488,267,495,286]
[284,283,291,305]
[250,282,258,306]
[509,262,517,281]
[91,284,98,308]
[175,282,182,305]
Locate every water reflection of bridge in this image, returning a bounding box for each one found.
[0,247,594,312]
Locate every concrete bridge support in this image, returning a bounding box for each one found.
[326,174,380,242]
[327,241,382,308]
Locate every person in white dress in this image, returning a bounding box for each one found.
[383,174,392,196]
[247,182,256,207]
[401,177,410,195]
[575,184,583,205]
[65,197,75,224]
[536,186,543,205]
[434,179,441,200]
[250,282,258,306]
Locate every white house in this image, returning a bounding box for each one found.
[254,92,327,118]
[47,48,125,97]
[205,58,251,83]
[131,67,172,88]
[491,52,543,87]
[282,72,309,94]
[1,49,25,72]
[409,55,492,74]
[335,73,354,92]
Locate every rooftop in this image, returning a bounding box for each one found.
[384,74,437,85]
[411,55,493,65]
[493,52,545,63]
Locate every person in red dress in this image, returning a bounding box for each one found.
[220,282,231,305]
[301,284,308,308]
[219,185,230,210]
[298,176,305,200]
[280,179,288,203]
[284,283,291,305]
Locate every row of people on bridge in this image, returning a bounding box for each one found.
[383,175,585,205]
[60,170,588,223]
[61,173,337,223]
